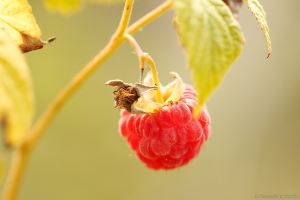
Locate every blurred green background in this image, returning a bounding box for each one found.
[1,0,300,199]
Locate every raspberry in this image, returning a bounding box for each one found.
[119,84,211,170]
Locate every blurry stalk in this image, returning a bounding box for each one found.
[1,0,172,199]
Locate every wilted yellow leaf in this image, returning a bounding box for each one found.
[0,0,55,53]
[88,0,126,4]
[44,0,125,15]
[44,0,82,15]
[243,0,271,57]
[0,29,34,147]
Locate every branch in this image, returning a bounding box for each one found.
[1,1,172,199]
[123,33,164,103]
[126,0,172,35]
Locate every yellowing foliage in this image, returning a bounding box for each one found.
[243,0,272,57]
[0,0,54,53]
[0,30,34,146]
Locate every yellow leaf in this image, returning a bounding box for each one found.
[44,0,82,15]
[43,0,125,15]
[172,0,245,117]
[0,29,34,147]
[243,0,271,57]
[88,0,126,4]
[0,0,55,53]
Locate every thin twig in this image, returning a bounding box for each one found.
[0,148,28,200]
[0,1,172,199]
[142,54,164,103]
[123,33,143,70]
[123,34,164,103]
[126,0,172,35]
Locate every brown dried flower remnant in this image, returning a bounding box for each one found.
[113,84,139,112]
[105,79,157,114]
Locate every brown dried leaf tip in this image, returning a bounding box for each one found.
[222,0,243,19]
[20,36,56,53]
[105,79,157,114]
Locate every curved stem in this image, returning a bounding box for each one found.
[123,33,143,71]
[1,1,172,199]
[28,0,172,148]
[123,34,164,103]
[0,147,28,200]
[0,38,120,200]
[123,34,144,82]
[28,0,134,150]
[26,38,119,148]
[141,54,164,103]
[126,0,172,35]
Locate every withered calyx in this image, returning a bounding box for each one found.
[105,79,157,114]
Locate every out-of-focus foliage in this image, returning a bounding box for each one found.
[44,0,81,14]
[222,0,243,19]
[44,0,125,15]
[0,0,50,52]
[0,30,34,147]
[172,0,244,117]
[243,0,271,57]
[88,0,125,4]
[1,1,298,200]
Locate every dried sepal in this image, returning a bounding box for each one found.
[105,80,157,114]
[163,72,185,105]
[138,96,163,114]
[106,72,186,114]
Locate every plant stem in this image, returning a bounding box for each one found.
[123,34,164,103]
[26,0,172,148]
[122,34,144,72]
[0,148,28,200]
[126,0,172,35]
[1,1,172,199]
[142,54,164,103]
[27,0,135,149]
[116,0,134,37]
[26,38,121,148]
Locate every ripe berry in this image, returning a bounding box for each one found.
[118,84,211,170]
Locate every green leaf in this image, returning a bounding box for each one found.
[172,0,245,117]
[0,30,34,147]
[243,0,271,57]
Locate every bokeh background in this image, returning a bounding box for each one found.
[1,0,300,199]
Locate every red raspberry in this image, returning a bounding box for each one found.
[119,84,211,170]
